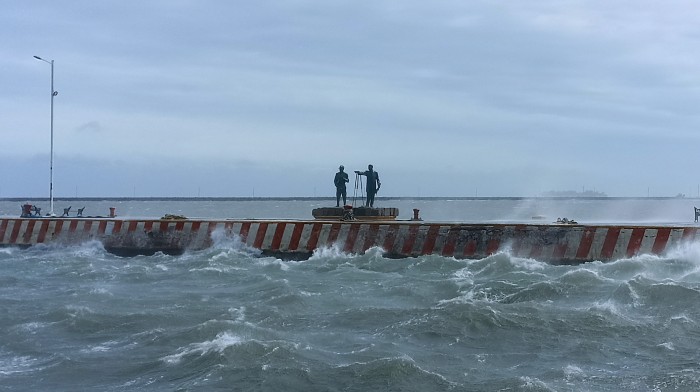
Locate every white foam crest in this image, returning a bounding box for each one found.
[363,246,386,260]
[665,240,700,262]
[563,364,584,377]
[335,354,458,387]
[15,321,50,334]
[508,256,547,271]
[80,340,119,354]
[451,266,474,285]
[559,266,616,286]
[162,331,244,364]
[189,263,247,274]
[227,306,247,323]
[65,304,95,317]
[23,239,106,259]
[208,228,262,257]
[483,248,548,272]
[658,342,675,351]
[71,240,108,257]
[299,290,321,297]
[309,244,352,260]
[89,286,113,296]
[0,355,43,376]
[519,376,555,391]
[587,299,652,325]
[605,248,700,283]
[670,313,693,323]
[624,280,642,306]
[588,299,625,316]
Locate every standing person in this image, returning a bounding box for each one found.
[355,164,381,207]
[334,165,349,207]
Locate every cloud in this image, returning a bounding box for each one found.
[2,1,700,197]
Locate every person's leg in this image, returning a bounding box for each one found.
[342,189,347,205]
[336,188,341,207]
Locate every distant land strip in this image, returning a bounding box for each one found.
[0,196,695,202]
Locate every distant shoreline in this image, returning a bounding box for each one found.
[0,196,696,202]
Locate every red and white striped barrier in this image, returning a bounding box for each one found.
[0,217,697,263]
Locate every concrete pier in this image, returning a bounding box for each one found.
[0,217,696,263]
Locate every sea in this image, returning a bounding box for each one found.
[2,197,700,391]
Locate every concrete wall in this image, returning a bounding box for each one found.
[0,217,696,263]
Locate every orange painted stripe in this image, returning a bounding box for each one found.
[402,225,420,255]
[344,223,361,253]
[53,220,64,237]
[144,221,154,232]
[651,228,671,255]
[97,221,107,235]
[422,225,440,255]
[113,220,123,233]
[175,221,185,231]
[306,223,324,251]
[23,220,36,243]
[0,220,8,242]
[239,222,251,242]
[253,222,268,248]
[37,220,50,243]
[441,228,459,257]
[270,223,286,251]
[9,220,22,244]
[159,221,170,232]
[83,220,93,233]
[626,228,646,257]
[327,223,342,243]
[69,220,79,233]
[363,224,380,251]
[190,221,201,232]
[486,239,500,255]
[382,225,399,253]
[288,222,305,251]
[575,227,596,259]
[127,221,138,232]
[600,228,621,259]
[485,228,502,255]
[463,240,477,257]
[552,243,567,259]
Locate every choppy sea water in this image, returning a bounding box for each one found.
[2,198,700,391]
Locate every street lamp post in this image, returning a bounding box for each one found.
[33,55,58,217]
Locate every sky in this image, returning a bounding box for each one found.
[2,1,700,198]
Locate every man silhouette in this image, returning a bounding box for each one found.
[355,164,381,207]
[334,165,349,207]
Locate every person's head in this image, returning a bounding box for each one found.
[368,164,373,171]
[339,165,344,171]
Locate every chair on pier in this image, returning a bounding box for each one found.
[62,206,71,217]
[77,207,85,217]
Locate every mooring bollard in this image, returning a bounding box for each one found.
[109,207,116,218]
[411,208,422,221]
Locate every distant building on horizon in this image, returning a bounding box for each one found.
[541,190,608,198]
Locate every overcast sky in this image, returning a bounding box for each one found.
[2,1,700,198]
